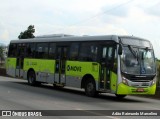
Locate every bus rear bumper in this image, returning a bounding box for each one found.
[117,83,156,95]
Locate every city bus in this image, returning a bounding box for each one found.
[6,34,157,98]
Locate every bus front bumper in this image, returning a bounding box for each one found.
[117,83,156,95]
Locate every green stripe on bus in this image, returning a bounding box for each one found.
[6,58,16,69]
[23,59,55,73]
[66,61,99,81]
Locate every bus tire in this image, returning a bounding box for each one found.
[27,70,36,86]
[85,78,96,97]
[115,94,127,98]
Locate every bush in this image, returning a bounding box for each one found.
[157,61,160,86]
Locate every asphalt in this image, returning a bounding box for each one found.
[0,76,160,119]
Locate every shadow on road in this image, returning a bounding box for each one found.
[9,81,147,103]
[9,82,144,103]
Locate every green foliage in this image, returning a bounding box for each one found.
[0,46,3,58]
[0,46,4,65]
[157,60,160,86]
[18,25,35,39]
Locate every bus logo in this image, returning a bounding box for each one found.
[67,65,82,72]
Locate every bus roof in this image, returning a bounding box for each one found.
[10,35,120,44]
[10,35,150,45]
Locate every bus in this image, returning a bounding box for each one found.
[6,34,157,98]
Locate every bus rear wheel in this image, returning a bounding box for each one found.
[115,94,127,98]
[85,79,97,97]
[27,70,36,86]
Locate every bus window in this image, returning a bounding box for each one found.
[79,42,98,61]
[63,47,68,60]
[102,47,107,58]
[69,43,79,60]
[26,43,35,58]
[49,43,56,59]
[108,47,113,61]
[8,44,17,57]
[16,43,27,69]
[91,45,98,61]
[35,43,48,59]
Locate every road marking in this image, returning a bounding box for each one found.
[75,108,83,110]
[105,116,120,119]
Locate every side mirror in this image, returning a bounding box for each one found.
[118,44,122,55]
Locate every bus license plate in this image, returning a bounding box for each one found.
[136,88,144,92]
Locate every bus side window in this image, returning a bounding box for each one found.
[26,43,35,58]
[79,42,98,61]
[90,45,98,61]
[69,43,79,60]
[108,47,113,61]
[49,43,56,59]
[79,43,91,61]
[35,43,48,59]
[102,47,107,58]
[19,43,27,58]
[8,44,17,57]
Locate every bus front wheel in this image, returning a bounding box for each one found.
[85,79,96,97]
[27,70,36,86]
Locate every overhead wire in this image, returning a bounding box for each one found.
[56,0,135,34]
[69,0,134,26]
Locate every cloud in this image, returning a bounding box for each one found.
[0,30,10,44]
[0,0,160,58]
[101,2,131,18]
[146,2,160,17]
[1,30,9,39]
[131,0,160,18]
[0,22,9,43]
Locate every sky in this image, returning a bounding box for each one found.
[0,0,160,58]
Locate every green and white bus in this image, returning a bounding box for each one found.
[6,34,157,98]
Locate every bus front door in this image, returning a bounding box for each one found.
[100,46,115,90]
[55,47,68,85]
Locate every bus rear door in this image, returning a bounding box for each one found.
[15,44,26,78]
[55,46,69,85]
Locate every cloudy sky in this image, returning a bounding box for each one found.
[0,0,160,58]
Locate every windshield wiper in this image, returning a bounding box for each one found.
[128,45,139,63]
[128,45,137,58]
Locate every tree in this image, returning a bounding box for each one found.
[18,25,35,39]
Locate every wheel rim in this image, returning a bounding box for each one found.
[29,76,33,83]
[87,82,94,93]
[28,72,34,84]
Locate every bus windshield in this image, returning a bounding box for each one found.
[120,46,156,75]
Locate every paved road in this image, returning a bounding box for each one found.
[0,76,160,119]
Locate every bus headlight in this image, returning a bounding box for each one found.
[151,76,157,86]
[122,76,129,86]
